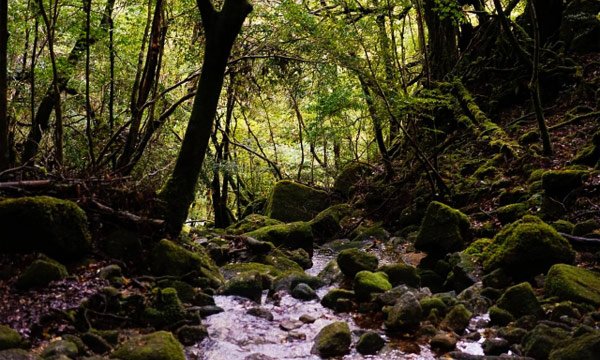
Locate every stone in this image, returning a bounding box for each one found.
[482,338,510,356]
[143,288,186,329]
[356,331,385,355]
[175,325,208,346]
[245,222,314,255]
[441,304,472,334]
[311,322,351,358]
[542,170,588,198]
[522,324,569,360]
[111,331,185,360]
[321,289,354,311]
[220,272,264,303]
[291,283,317,301]
[336,248,378,278]
[415,201,471,256]
[496,203,529,225]
[419,297,448,318]
[333,162,371,197]
[497,282,543,319]
[299,314,316,324]
[98,265,122,280]
[545,264,600,306]
[384,292,422,331]
[310,204,352,241]
[353,271,392,301]
[226,215,282,235]
[16,258,68,289]
[0,349,41,360]
[378,263,420,288]
[81,332,112,354]
[549,332,600,360]
[247,307,274,321]
[0,326,22,351]
[279,320,303,331]
[489,306,515,326]
[430,333,457,353]
[40,340,78,358]
[265,180,330,222]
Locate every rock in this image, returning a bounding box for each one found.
[336,248,378,278]
[221,262,284,281]
[418,269,444,293]
[542,170,588,198]
[241,197,267,218]
[317,259,344,286]
[420,297,448,317]
[247,307,274,321]
[321,289,355,311]
[194,305,223,317]
[522,324,569,360]
[550,302,581,322]
[0,196,91,261]
[283,248,312,270]
[143,287,186,329]
[333,162,371,197]
[549,332,600,360]
[245,222,314,255]
[572,131,600,166]
[157,280,196,303]
[441,304,472,334]
[41,340,78,358]
[175,325,208,346]
[356,331,385,355]
[430,332,457,353]
[220,272,264,303]
[291,283,317,301]
[497,282,542,319]
[310,204,352,241]
[353,271,392,301]
[551,220,575,234]
[265,180,330,222]
[497,327,528,344]
[270,272,323,294]
[111,331,185,360]
[81,332,112,354]
[545,264,600,306]
[150,239,223,288]
[489,306,515,326]
[573,219,600,236]
[98,265,122,280]
[384,292,422,331]
[560,0,600,52]
[482,268,512,289]
[299,314,316,324]
[0,349,41,360]
[279,320,303,331]
[311,322,351,358]
[415,201,471,256]
[496,203,529,225]
[101,229,143,262]
[16,258,68,289]
[378,263,420,288]
[352,225,389,242]
[0,325,23,350]
[483,216,575,278]
[482,338,510,356]
[226,215,283,235]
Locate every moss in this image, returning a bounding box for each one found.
[441,304,472,334]
[259,249,305,274]
[0,325,23,350]
[245,222,313,255]
[549,332,600,360]
[545,264,600,306]
[378,263,420,288]
[415,201,471,256]
[283,248,312,269]
[150,239,223,288]
[336,248,378,278]
[542,170,588,198]
[220,272,264,303]
[333,162,371,197]
[356,331,385,355]
[463,238,493,260]
[351,224,389,242]
[573,219,600,236]
[353,271,392,301]
[572,131,600,167]
[473,164,498,179]
[0,196,91,261]
[221,262,282,280]
[111,331,185,360]
[519,131,540,145]
[143,288,185,329]
[528,169,546,183]
[496,203,529,224]
[312,322,351,358]
[384,292,423,331]
[156,280,195,303]
[16,258,68,289]
[489,305,515,326]
[483,216,575,278]
[551,220,575,234]
[523,324,569,360]
[41,339,79,358]
[310,204,352,241]
[265,180,330,222]
[271,272,324,294]
[497,282,543,319]
[175,325,208,346]
[226,214,282,235]
[321,289,355,310]
[419,297,448,318]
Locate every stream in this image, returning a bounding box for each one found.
[186,250,486,360]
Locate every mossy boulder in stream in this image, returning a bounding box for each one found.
[483,216,575,278]
[336,248,378,278]
[16,258,68,289]
[321,289,355,311]
[111,331,185,360]
[415,201,471,256]
[310,204,352,241]
[497,282,543,319]
[0,196,91,261]
[522,324,569,360]
[143,287,186,329]
[384,292,423,331]
[545,264,600,306]
[226,214,282,235]
[265,180,330,222]
[549,332,600,360]
[312,322,351,358]
[441,304,472,334]
[0,325,23,350]
[378,263,420,288]
[220,272,264,303]
[356,331,385,355]
[245,222,313,255]
[353,271,392,301]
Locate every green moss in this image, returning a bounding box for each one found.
[419,297,448,318]
[221,262,282,280]
[310,204,352,241]
[528,169,546,183]
[283,248,312,269]
[497,282,542,319]
[523,324,569,360]
[156,280,195,303]
[415,201,471,255]
[0,196,91,261]
[265,180,330,222]
[271,273,324,294]
[321,289,355,310]
[551,220,575,234]
[312,322,351,357]
[16,258,68,289]
[226,214,282,235]
[356,331,385,355]
[220,272,264,303]
[353,271,392,301]
[41,339,78,358]
[333,162,371,197]
[489,305,515,326]
[549,332,600,360]
[483,216,575,277]
[442,304,472,333]
[496,203,529,224]
[542,170,588,198]
[111,331,185,360]
[0,325,23,350]
[573,219,600,236]
[259,249,305,274]
[473,164,497,179]
[336,248,378,278]
[245,222,313,254]
[545,264,600,306]
[144,288,185,329]
[463,238,493,260]
[378,263,420,288]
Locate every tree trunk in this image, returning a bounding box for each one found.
[526,0,562,44]
[159,0,252,236]
[422,0,458,81]
[0,0,9,170]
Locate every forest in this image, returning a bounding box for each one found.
[0,0,600,359]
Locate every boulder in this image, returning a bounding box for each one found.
[321,289,355,311]
[545,264,600,306]
[143,288,186,329]
[419,297,448,318]
[175,325,208,346]
[496,203,529,225]
[333,162,371,197]
[265,180,330,222]
[572,131,600,167]
[0,196,91,261]
[522,324,569,360]
[16,258,68,289]
[483,216,575,278]
[353,271,392,301]
[549,332,600,360]
[336,248,378,278]
[111,331,185,360]
[378,263,420,288]
[310,204,352,241]
[430,332,458,353]
[0,325,23,350]
[291,283,318,301]
[40,340,79,358]
[226,215,282,235]
[415,201,471,256]
[356,331,385,355]
[384,292,422,331]
[441,304,472,334]
[245,222,313,255]
[0,349,41,359]
[497,282,543,319]
[489,305,515,326]
[312,322,351,358]
[541,170,588,198]
[220,272,264,303]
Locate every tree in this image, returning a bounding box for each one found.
[159,0,252,236]
[421,0,459,81]
[0,0,9,170]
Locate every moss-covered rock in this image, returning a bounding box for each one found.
[496,203,529,225]
[41,339,79,358]
[356,331,385,355]
[143,288,186,329]
[549,332,600,360]
[542,170,588,198]
[310,204,352,241]
[150,239,223,288]
[265,180,330,223]
[545,264,600,306]
[220,272,264,303]
[291,283,318,301]
[441,304,472,334]
[175,325,208,346]
[384,292,422,331]
[572,131,600,167]
[551,220,575,234]
[0,349,40,359]
[321,289,355,311]
[573,219,600,236]
[378,263,420,288]
[226,214,282,235]
[282,248,312,270]
[333,162,371,197]
[16,258,68,289]
[245,222,313,255]
[0,196,91,261]
[463,238,493,260]
[0,325,23,350]
[312,322,351,358]
[489,305,515,326]
[483,216,575,278]
[419,297,448,318]
[111,331,185,360]
[270,272,323,294]
[353,271,392,301]
[522,324,569,360]
[415,201,471,256]
[156,280,195,303]
[221,262,282,280]
[336,248,378,278]
[497,282,543,319]
[241,197,267,218]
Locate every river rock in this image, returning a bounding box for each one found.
[356,331,385,355]
[265,180,330,222]
[353,271,392,301]
[545,264,600,306]
[384,292,422,331]
[111,331,185,360]
[415,201,471,256]
[312,322,351,358]
[336,248,378,277]
[291,283,317,301]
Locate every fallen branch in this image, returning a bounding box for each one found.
[0,179,53,189]
[89,199,164,227]
[559,232,600,247]
[549,111,600,131]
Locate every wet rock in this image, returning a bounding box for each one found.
[430,332,457,353]
[317,259,344,286]
[550,302,581,322]
[291,283,318,301]
[353,271,392,301]
[271,273,323,294]
[545,264,600,306]
[0,326,23,351]
[156,280,195,303]
[279,320,303,331]
[497,282,542,320]
[193,305,224,318]
[321,289,354,311]
[175,325,208,346]
[265,180,330,222]
[299,314,316,324]
[441,304,472,334]
[483,338,510,355]
[415,201,471,256]
[356,331,385,355]
[522,324,569,360]
[81,332,112,354]
[418,269,444,293]
[244,354,277,360]
[489,306,515,327]
[191,290,215,307]
[111,331,185,360]
[378,263,420,288]
[16,258,68,289]
[384,292,422,332]
[420,296,448,317]
[247,307,274,321]
[283,248,312,269]
[245,222,314,255]
[378,285,419,306]
[143,287,186,329]
[226,215,283,235]
[98,265,122,280]
[220,272,264,303]
[286,331,306,341]
[548,331,600,360]
[41,340,78,358]
[336,248,378,278]
[0,349,41,360]
[498,327,528,344]
[311,322,351,358]
[482,268,512,289]
[310,204,352,241]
